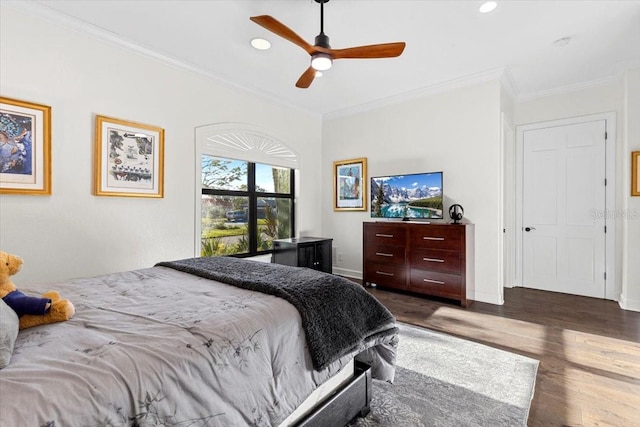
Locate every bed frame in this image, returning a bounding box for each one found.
[297,361,372,426]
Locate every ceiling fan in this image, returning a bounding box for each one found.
[250,0,406,89]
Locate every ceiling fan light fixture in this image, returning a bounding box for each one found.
[250,37,271,50]
[311,53,332,71]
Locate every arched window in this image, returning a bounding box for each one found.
[195,123,298,257]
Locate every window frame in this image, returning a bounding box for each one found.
[201,158,295,257]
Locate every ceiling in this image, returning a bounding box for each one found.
[20,0,640,117]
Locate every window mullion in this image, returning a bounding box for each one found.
[202,188,249,198]
[290,169,295,239]
[248,163,257,254]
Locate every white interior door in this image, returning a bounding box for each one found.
[522,120,606,298]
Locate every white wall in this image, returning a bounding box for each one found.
[322,81,504,305]
[0,6,323,285]
[321,74,639,309]
[621,68,640,311]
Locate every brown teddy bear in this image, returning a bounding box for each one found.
[0,251,75,329]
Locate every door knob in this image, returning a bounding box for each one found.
[524,227,536,232]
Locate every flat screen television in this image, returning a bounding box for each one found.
[370,172,443,219]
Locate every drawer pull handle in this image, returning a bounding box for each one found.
[375,233,394,238]
[376,271,394,276]
[423,257,444,263]
[423,237,445,241]
[423,278,445,285]
[375,252,393,257]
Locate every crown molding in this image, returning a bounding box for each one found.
[5,1,639,121]
[499,67,519,102]
[2,0,321,120]
[14,0,510,121]
[516,74,622,102]
[323,67,514,120]
[516,59,640,102]
[617,58,640,76]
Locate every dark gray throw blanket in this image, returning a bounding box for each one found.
[156,256,397,370]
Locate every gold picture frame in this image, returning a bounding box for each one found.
[94,115,164,198]
[333,157,367,211]
[632,151,640,197]
[0,96,51,195]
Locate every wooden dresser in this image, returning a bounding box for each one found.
[363,221,474,307]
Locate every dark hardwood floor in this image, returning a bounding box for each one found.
[364,286,640,427]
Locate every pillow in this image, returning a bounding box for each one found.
[0,298,19,369]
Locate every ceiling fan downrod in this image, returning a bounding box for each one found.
[314,0,330,49]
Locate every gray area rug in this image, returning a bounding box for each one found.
[352,322,539,427]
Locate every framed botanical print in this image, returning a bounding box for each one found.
[94,115,164,198]
[333,157,367,211]
[0,97,51,195]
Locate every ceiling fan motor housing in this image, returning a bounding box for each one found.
[314,33,331,49]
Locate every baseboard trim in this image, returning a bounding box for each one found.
[470,289,504,306]
[333,267,362,280]
[619,294,640,312]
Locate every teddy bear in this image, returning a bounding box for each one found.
[0,250,75,329]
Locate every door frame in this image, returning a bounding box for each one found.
[503,114,516,290]
[515,112,617,300]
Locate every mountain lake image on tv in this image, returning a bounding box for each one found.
[370,172,443,219]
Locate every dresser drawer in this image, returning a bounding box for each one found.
[409,248,461,274]
[364,244,406,265]
[409,225,462,251]
[364,262,407,288]
[408,269,462,298]
[364,224,407,247]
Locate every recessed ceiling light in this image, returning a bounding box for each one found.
[250,38,271,50]
[479,1,497,13]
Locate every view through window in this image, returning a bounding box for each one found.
[201,155,294,257]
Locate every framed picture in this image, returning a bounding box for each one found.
[0,97,51,195]
[333,157,367,211]
[633,151,640,197]
[94,115,164,198]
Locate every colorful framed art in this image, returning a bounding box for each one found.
[333,157,367,211]
[0,96,51,195]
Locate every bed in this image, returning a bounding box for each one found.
[0,256,398,426]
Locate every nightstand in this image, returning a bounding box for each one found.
[272,237,333,273]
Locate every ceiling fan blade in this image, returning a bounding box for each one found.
[330,42,406,59]
[295,67,317,89]
[250,15,316,55]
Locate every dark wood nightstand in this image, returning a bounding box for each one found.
[272,237,333,273]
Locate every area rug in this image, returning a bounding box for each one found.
[353,322,539,427]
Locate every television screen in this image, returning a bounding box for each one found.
[370,172,443,219]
